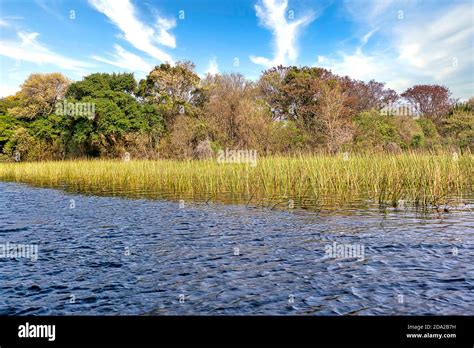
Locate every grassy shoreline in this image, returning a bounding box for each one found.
[1,153,472,209]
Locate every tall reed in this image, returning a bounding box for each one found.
[0,153,472,208]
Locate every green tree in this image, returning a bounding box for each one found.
[353,111,401,151]
[64,73,164,157]
[138,61,201,129]
[441,110,474,151]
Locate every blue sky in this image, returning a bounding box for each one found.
[0,0,473,98]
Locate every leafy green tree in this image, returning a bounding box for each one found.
[353,111,401,150]
[0,114,21,155]
[66,73,136,99]
[64,73,164,157]
[441,110,474,151]
[416,117,441,149]
[138,61,201,128]
[0,95,21,115]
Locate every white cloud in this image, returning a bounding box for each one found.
[155,18,176,49]
[92,44,153,73]
[0,84,21,98]
[89,0,175,64]
[361,28,378,45]
[0,31,93,73]
[342,0,399,25]
[317,55,326,64]
[0,22,84,97]
[320,1,474,99]
[318,48,412,92]
[0,30,95,97]
[205,57,219,75]
[395,4,473,83]
[250,0,315,68]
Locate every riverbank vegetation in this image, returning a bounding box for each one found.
[0,62,472,162]
[1,62,472,207]
[0,153,472,208]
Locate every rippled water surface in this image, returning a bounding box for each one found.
[0,182,473,315]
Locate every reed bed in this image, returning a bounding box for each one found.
[0,153,472,208]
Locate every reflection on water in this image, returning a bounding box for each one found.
[0,182,473,315]
[16,180,474,212]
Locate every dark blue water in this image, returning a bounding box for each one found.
[0,182,473,315]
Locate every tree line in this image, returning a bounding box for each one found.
[0,61,472,161]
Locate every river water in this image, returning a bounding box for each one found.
[0,182,473,315]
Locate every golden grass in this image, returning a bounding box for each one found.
[0,153,472,208]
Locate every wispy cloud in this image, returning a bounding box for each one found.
[155,17,176,49]
[250,0,315,68]
[0,29,95,97]
[361,28,378,46]
[89,0,175,64]
[319,1,474,99]
[317,48,411,92]
[92,44,153,73]
[0,31,93,73]
[343,0,398,24]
